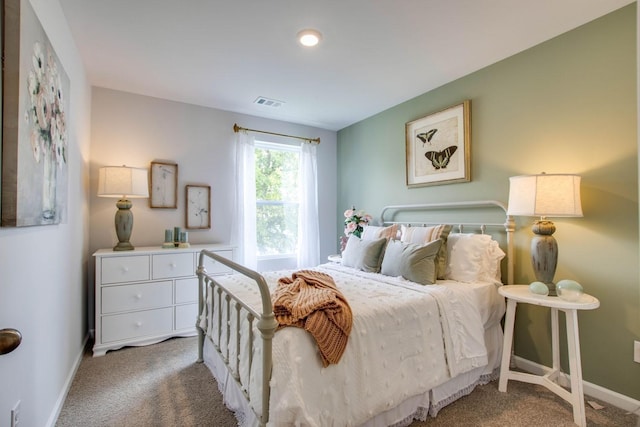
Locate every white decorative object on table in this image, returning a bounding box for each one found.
[498,285,599,427]
[327,254,342,263]
[528,281,549,296]
[556,279,584,302]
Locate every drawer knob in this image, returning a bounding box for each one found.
[135,321,143,328]
[121,267,129,273]
[170,263,176,269]
[135,293,142,300]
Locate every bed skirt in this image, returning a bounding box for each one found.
[202,320,503,426]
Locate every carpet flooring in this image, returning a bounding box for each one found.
[56,337,639,426]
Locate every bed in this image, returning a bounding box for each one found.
[196,200,515,426]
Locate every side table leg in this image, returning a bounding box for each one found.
[499,299,517,392]
[566,309,586,427]
[551,308,560,374]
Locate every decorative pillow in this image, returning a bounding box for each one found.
[381,239,441,285]
[361,224,399,241]
[400,224,452,279]
[445,234,506,283]
[341,235,387,273]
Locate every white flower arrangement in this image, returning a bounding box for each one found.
[25,41,67,168]
[343,207,372,239]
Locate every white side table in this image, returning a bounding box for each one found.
[327,254,342,263]
[498,285,599,427]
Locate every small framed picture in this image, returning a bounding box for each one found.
[405,100,471,187]
[149,161,178,208]
[186,185,211,229]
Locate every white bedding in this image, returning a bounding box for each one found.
[200,263,505,427]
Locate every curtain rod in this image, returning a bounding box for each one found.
[233,123,320,145]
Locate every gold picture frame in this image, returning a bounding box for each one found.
[185,185,211,229]
[405,100,471,187]
[149,161,178,208]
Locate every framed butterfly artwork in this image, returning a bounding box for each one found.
[405,100,471,187]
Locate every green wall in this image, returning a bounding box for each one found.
[337,5,639,399]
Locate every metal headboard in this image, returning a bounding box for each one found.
[379,200,515,285]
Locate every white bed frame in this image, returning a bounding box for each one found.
[196,200,515,426]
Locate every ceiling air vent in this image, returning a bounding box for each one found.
[254,96,285,108]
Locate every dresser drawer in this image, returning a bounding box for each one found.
[202,250,234,275]
[101,281,172,314]
[175,278,198,304]
[175,303,198,330]
[152,253,195,279]
[101,255,150,284]
[101,308,173,343]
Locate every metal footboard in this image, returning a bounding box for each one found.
[196,250,278,426]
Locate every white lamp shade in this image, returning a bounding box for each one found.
[97,166,149,198]
[507,174,583,217]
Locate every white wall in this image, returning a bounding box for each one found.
[88,87,338,326]
[0,0,92,426]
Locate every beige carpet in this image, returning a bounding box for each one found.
[56,337,639,426]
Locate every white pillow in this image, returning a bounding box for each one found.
[445,234,505,283]
[361,224,399,240]
[400,224,448,244]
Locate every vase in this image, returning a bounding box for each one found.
[339,235,348,253]
[42,147,57,222]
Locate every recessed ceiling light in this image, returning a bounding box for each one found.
[297,29,322,47]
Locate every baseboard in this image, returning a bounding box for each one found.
[45,333,90,427]
[514,355,640,415]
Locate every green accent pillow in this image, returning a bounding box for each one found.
[380,239,442,285]
[341,236,387,273]
[401,224,452,279]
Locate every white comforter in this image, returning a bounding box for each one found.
[201,263,494,427]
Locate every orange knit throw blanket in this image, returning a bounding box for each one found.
[272,270,353,367]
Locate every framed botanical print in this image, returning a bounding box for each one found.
[149,161,178,208]
[185,185,211,229]
[405,100,471,187]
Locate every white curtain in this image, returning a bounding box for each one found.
[297,142,320,268]
[231,131,257,269]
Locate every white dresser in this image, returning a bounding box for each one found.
[93,244,234,356]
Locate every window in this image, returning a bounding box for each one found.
[254,140,300,258]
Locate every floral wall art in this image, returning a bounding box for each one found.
[2,0,70,226]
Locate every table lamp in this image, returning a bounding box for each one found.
[507,173,583,295]
[98,166,149,251]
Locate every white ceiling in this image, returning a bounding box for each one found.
[59,0,634,131]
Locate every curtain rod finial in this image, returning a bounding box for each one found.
[233,123,240,133]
